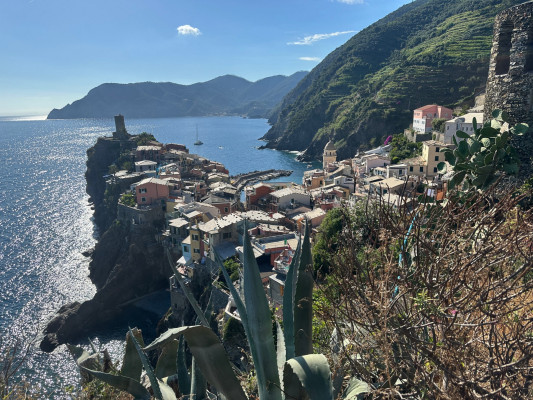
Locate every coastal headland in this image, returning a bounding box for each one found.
[40,119,294,352]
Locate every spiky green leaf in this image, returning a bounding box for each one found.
[155,339,179,379]
[80,367,151,400]
[283,354,333,400]
[144,325,247,400]
[121,328,144,381]
[177,336,190,396]
[242,223,282,400]
[191,357,207,400]
[283,237,301,361]
[294,221,314,357]
[276,320,286,389]
[437,162,447,174]
[128,328,169,400]
[343,377,371,400]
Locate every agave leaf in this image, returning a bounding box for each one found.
[242,223,282,400]
[121,328,144,381]
[294,221,314,357]
[332,366,345,400]
[191,356,207,400]
[343,377,370,400]
[144,325,247,400]
[437,162,447,174]
[276,320,286,389]
[80,367,151,399]
[166,249,209,327]
[128,327,169,400]
[283,237,301,361]
[177,336,191,395]
[155,339,179,379]
[283,354,333,400]
[67,344,102,374]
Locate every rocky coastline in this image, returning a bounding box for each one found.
[40,134,170,352]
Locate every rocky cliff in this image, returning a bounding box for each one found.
[41,137,170,352]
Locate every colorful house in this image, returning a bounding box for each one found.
[413,105,453,133]
[135,177,171,205]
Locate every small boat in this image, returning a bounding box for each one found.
[193,125,203,145]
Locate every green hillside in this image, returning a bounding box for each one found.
[263,0,524,161]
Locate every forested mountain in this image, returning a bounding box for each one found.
[263,0,524,161]
[47,72,307,119]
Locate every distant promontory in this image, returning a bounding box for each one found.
[47,72,307,120]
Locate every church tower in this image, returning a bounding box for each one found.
[323,140,337,170]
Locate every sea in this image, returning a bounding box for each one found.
[0,115,320,398]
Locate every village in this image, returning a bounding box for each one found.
[104,103,482,323]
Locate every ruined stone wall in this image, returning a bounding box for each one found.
[484,1,533,179]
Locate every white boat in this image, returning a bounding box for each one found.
[193,125,203,145]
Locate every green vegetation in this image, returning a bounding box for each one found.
[431,117,447,132]
[134,132,156,146]
[438,109,528,190]
[119,193,136,207]
[70,225,370,399]
[222,257,241,282]
[266,0,523,159]
[389,133,422,163]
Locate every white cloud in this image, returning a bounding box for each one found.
[177,25,201,36]
[299,57,321,62]
[336,0,364,4]
[287,30,356,45]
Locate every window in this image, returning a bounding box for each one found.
[141,197,146,202]
[192,234,199,241]
[435,147,440,152]
[495,20,513,75]
[419,167,424,173]
[139,188,147,193]
[399,170,403,175]
[433,167,438,173]
[223,232,232,239]
[224,207,229,213]
[409,166,413,172]
[193,248,200,254]
[435,156,439,161]
[183,245,189,253]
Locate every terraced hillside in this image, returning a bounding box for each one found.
[263,0,524,161]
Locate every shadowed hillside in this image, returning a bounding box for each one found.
[47,72,307,120]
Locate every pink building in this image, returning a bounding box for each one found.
[412,105,453,133]
[135,177,171,205]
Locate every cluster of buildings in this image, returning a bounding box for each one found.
[109,103,482,324]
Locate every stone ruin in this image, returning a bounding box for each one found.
[484,1,533,179]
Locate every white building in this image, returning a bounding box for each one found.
[441,113,483,144]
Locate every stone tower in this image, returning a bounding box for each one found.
[113,114,129,139]
[484,1,533,178]
[323,140,337,170]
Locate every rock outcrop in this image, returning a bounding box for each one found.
[40,135,169,352]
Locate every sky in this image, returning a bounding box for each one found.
[0,0,412,116]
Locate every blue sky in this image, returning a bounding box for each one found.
[0,0,411,116]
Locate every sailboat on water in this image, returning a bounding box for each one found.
[194,125,203,145]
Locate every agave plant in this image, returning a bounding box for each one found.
[70,222,370,399]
